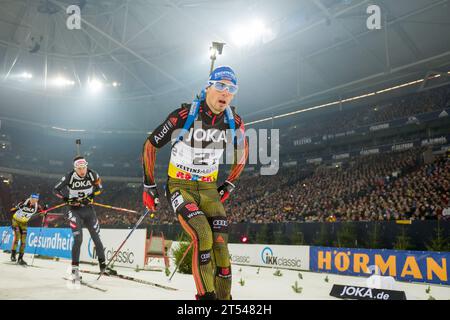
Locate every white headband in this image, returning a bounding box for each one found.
[74,158,88,168]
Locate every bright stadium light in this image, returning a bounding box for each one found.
[11,72,33,80]
[112,81,119,87]
[21,72,33,79]
[88,78,103,92]
[231,19,273,47]
[209,42,225,73]
[51,76,75,87]
[209,46,217,60]
[68,129,86,132]
[209,42,224,60]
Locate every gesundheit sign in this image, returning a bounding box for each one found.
[0,226,72,259]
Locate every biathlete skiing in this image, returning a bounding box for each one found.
[53,156,113,282]
[142,66,248,300]
[9,193,46,265]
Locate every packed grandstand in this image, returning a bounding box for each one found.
[1,84,449,227]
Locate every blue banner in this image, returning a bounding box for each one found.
[310,246,450,285]
[0,226,13,251]
[0,227,73,259]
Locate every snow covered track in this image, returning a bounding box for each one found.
[0,252,449,300]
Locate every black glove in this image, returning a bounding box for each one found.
[67,198,81,206]
[143,185,159,211]
[41,204,49,216]
[217,180,235,203]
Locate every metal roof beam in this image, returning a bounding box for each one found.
[121,0,130,44]
[1,0,28,75]
[245,0,371,61]
[302,0,449,62]
[48,0,188,91]
[312,0,386,69]
[162,0,229,46]
[378,0,424,62]
[245,49,450,119]
[2,0,39,81]
[74,18,156,95]
[55,10,154,95]
[54,14,83,89]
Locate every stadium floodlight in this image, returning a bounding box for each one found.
[20,72,33,79]
[231,19,273,47]
[112,81,119,87]
[11,72,33,80]
[51,76,75,87]
[209,42,225,73]
[88,78,103,92]
[210,42,224,59]
[52,126,67,131]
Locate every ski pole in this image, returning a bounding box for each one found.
[168,241,193,282]
[30,203,64,266]
[92,202,139,214]
[93,202,155,219]
[31,214,46,266]
[97,208,153,281]
[40,203,66,214]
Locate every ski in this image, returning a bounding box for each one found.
[80,269,178,291]
[62,277,107,292]
[2,262,43,268]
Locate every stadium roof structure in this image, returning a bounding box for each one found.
[0,0,449,132]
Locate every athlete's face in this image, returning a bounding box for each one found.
[30,198,38,205]
[206,80,235,114]
[75,166,87,177]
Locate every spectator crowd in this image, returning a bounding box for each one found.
[283,84,450,140]
[1,84,450,225]
[1,147,449,225]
